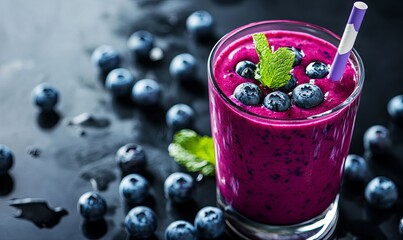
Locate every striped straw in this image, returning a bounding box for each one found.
[329,2,368,81]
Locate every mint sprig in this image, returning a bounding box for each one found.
[253,33,295,89]
[168,129,215,176]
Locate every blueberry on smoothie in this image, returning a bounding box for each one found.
[387,95,403,122]
[125,206,157,239]
[363,125,391,155]
[305,61,329,78]
[166,104,195,130]
[292,83,324,109]
[164,172,194,203]
[344,154,367,182]
[194,206,225,239]
[165,220,197,240]
[91,45,121,73]
[127,30,154,59]
[0,144,13,175]
[233,82,262,106]
[131,79,162,106]
[263,91,291,112]
[279,74,297,92]
[287,47,303,66]
[186,10,214,39]
[32,83,59,112]
[115,143,147,173]
[364,176,398,209]
[119,174,149,204]
[235,60,256,79]
[77,192,107,221]
[105,68,135,98]
[169,53,197,82]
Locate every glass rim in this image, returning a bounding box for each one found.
[207,20,365,123]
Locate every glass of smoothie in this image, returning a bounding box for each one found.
[208,20,364,239]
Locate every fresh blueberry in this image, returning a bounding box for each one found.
[292,83,324,109]
[166,104,195,130]
[119,174,149,204]
[305,61,329,78]
[233,82,262,106]
[387,95,403,122]
[344,154,367,182]
[235,60,256,79]
[0,144,14,175]
[169,53,197,82]
[279,74,297,92]
[186,10,214,39]
[125,206,157,239]
[399,218,403,235]
[288,47,303,66]
[131,79,162,106]
[105,68,135,98]
[127,30,154,59]
[115,143,147,173]
[164,172,194,203]
[363,125,391,155]
[194,206,225,239]
[77,191,107,221]
[165,220,197,240]
[364,176,398,209]
[91,45,121,73]
[263,91,291,112]
[32,83,59,112]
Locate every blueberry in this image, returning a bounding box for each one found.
[186,10,214,39]
[235,60,256,79]
[32,83,59,112]
[279,74,297,92]
[305,61,329,78]
[399,218,403,235]
[77,191,107,221]
[115,143,147,173]
[165,220,197,240]
[119,174,149,204]
[364,176,398,209]
[125,206,157,239]
[387,95,403,122]
[288,47,303,66]
[91,45,121,73]
[166,104,195,130]
[131,79,162,106]
[0,144,13,175]
[164,172,194,203]
[105,68,135,97]
[343,154,367,182]
[263,91,291,112]
[127,30,154,59]
[169,53,197,82]
[363,125,391,155]
[292,83,324,109]
[233,82,262,106]
[194,206,225,239]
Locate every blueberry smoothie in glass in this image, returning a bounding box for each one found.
[208,20,364,239]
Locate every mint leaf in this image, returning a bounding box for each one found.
[168,129,215,176]
[252,33,295,89]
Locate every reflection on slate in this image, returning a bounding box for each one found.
[0,174,14,196]
[36,110,61,129]
[81,219,108,240]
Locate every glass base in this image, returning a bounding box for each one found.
[218,192,338,240]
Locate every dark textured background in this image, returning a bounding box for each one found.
[0,0,402,239]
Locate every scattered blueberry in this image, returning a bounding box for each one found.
[344,154,367,182]
[165,220,197,240]
[131,79,162,106]
[233,82,262,106]
[186,10,214,39]
[32,83,59,112]
[77,192,107,221]
[363,125,391,155]
[105,68,135,98]
[119,174,149,204]
[365,176,398,209]
[127,30,155,59]
[166,104,195,130]
[235,60,256,79]
[125,206,157,239]
[91,45,121,73]
[292,83,324,109]
[0,144,13,175]
[115,143,147,173]
[263,91,291,112]
[399,218,403,235]
[387,95,403,122]
[305,61,329,78]
[288,47,303,66]
[169,53,197,82]
[194,206,225,239]
[164,172,194,203]
[279,74,297,92]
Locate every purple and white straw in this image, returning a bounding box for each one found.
[329,1,368,82]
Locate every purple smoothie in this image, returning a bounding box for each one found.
[208,27,361,225]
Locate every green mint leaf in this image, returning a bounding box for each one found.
[168,129,215,176]
[252,33,295,89]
